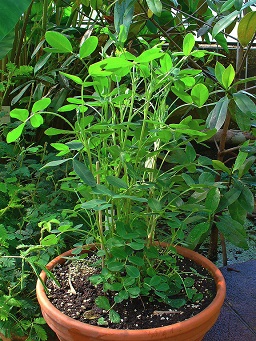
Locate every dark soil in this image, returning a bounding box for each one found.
[46,255,216,330]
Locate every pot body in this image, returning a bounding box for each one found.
[36,245,226,341]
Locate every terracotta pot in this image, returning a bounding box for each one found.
[36,245,226,341]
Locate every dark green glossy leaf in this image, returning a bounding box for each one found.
[206,97,229,131]
[146,0,162,16]
[216,215,248,249]
[168,298,186,308]
[238,11,256,47]
[111,246,128,260]
[235,108,251,131]
[0,0,31,58]
[34,53,52,74]
[114,0,134,36]
[128,241,145,250]
[220,0,235,13]
[0,30,15,60]
[212,10,239,37]
[187,222,210,246]
[233,143,248,172]
[212,160,231,174]
[127,287,140,297]
[73,159,96,187]
[114,290,129,303]
[11,83,32,105]
[215,33,229,53]
[228,200,247,225]
[233,93,256,114]
[238,156,256,178]
[205,188,220,212]
[217,186,241,212]
[91,184,114,196]
[150,275,162,287]
[238,185,254,213]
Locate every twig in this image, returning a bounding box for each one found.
[68,267,77,294]
[153,310,181,315]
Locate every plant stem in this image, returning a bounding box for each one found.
[96,161,105,266]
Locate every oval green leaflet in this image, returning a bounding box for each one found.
[79,36,98,59]
[45,31,73,53]
[183,33,195,56]
[6,123,25,143]
[32,98,51,113]
[191,83,209,107]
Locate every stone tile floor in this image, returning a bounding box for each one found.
[203,259,256,341]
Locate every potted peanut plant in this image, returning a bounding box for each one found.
[7,32,226,341]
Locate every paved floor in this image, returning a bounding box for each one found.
[203,259,256,341]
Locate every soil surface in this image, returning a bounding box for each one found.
[46,253,216,330]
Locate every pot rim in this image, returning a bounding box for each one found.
[36,244,226,335]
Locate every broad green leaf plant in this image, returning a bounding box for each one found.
[6,31,253,323]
